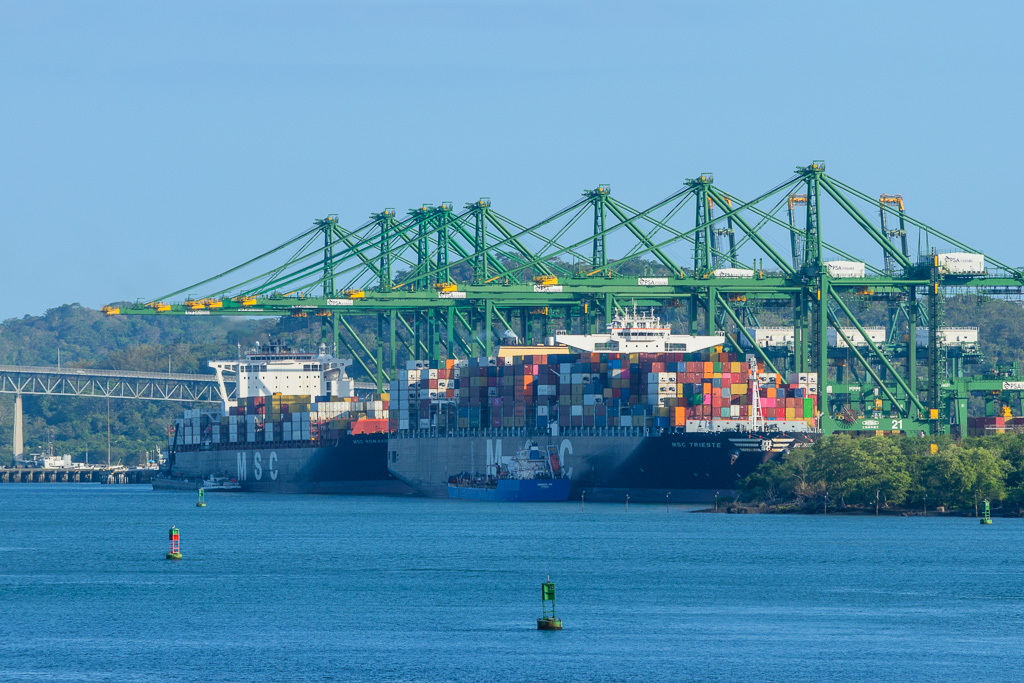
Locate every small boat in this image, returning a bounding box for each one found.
[152,474,241,491]
[448,441,571,502]
[201,476,241,491]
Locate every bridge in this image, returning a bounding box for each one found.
[0,364,233,402]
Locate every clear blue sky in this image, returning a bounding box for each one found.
[2,0,1021,320]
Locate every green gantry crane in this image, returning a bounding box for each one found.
[106,162,1024,437]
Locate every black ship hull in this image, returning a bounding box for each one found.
[168,434,414,495]
[388,429,813,503]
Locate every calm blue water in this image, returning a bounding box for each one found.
[1,485,1021,682]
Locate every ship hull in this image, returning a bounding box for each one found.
[170,434,415,495]
[390,430,812,503]
[448,478,571,502]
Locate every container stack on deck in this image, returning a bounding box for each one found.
[172,393,390,449]
[389,350,818,433]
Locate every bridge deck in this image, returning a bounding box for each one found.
[0,365,375,401]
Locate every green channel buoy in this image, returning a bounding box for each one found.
[537,576,562,630]
[196,488,206,508]
[166,526,182,560]
[981,499,992,525]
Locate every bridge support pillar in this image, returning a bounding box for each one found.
[13,392,23,457]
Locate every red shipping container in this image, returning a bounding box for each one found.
[352,418,389,434]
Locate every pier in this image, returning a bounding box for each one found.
[0,467,157,485]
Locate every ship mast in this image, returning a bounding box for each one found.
[748,356,765,432]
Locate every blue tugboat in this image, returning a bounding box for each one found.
[448,441,571,502]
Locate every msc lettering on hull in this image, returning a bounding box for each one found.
[485,439,572,471]
[237,451,279,482]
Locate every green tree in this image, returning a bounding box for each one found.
[806,434,872,507]
[857,436,911,507]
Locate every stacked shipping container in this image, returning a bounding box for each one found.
[172,392,390,449]
[389,350,819,433]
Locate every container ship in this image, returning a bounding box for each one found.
[162,342,413,494]
[386,308,819,503]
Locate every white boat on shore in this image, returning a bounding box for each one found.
[152,474,242,491]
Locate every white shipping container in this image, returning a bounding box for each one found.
[914,326,980,347]
[712,268,755,278]
[571,405,584,416]
[936,252,984,275]
[741,327,795,349]
[824,260,866,278]
[827,327,886,348]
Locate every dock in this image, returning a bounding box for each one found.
[0,467,157,484]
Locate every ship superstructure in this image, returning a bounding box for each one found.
[209,341,355,411]
[555,305,724,354]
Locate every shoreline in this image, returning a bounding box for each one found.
[698,503,1024,517]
